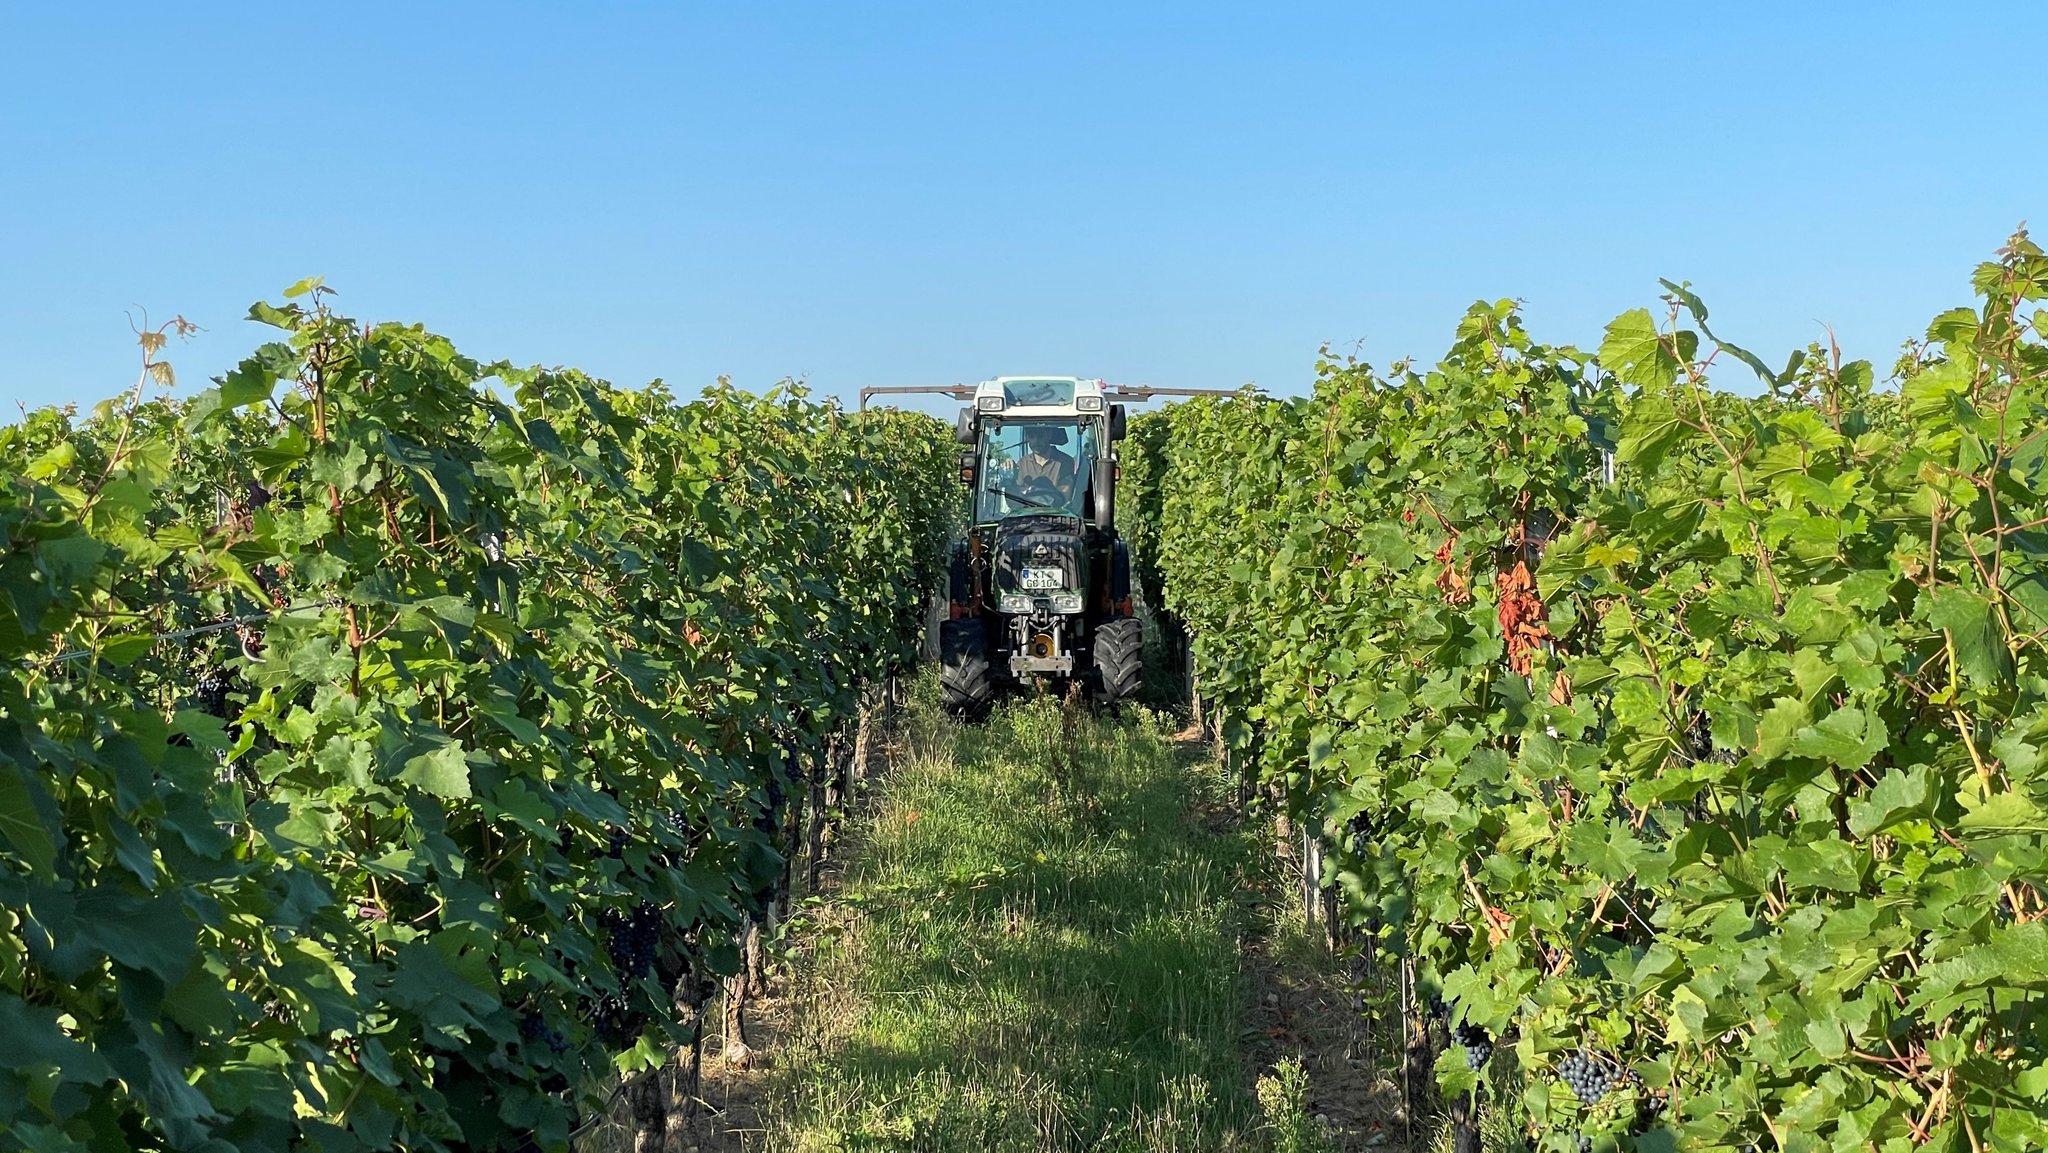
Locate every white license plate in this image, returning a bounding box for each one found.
[1020,566,1063,590]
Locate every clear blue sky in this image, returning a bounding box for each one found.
[3,3,2040,418]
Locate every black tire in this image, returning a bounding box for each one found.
[918,594,946,663]
[940,618,994,720]
[1093,616,1143,705]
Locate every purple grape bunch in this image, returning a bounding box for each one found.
[602,901,663,981]
[1557,1050,1620,1105]
[518,1010,569,1055]
[192,665,234,718]
[1453,1019,1494,1070]
[590,991,644,1046]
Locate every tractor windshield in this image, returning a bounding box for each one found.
[976,418,1095,522]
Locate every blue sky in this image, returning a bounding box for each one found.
[2,3,2040,418]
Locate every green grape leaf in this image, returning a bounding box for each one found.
[1600,308,1680,390]
[1791,706,1887,770]
[1926,587,2011,688]
[1847,765,1932,837]
[401,740,475,800]
[0,764,58,877]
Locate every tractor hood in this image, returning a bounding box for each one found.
[990,517,1086,595]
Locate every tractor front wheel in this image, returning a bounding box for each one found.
[1093,616,1143,706]
[940,618,995,720]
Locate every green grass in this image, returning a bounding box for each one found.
[761,684,1270,1152]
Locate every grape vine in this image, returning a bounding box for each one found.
[0,284,954,1151]
[1126,234,2048,1151]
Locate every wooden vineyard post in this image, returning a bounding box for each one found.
[1302,826,1319,932]
[806,740,827,890]
[1323,886,1340,950]
[667,966,713,1147]
[1400,957,1429,1147]
[1350,923,1379,1090]
[722,941,757,1070]
[851,687,875,784]
[1450,1091,1480,1153]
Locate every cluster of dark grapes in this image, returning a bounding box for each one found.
[758,775,787,838]
[1345,811,1374,849]
[191,665,235,719]
[1633,1090,1668,1130]
[1454,1019,1494,1069]
[590,991,645,1046]
[602,902,662,981]
[1679,709,1739,767]
[605,826,628,859]
[1558,1050,1621,1105]
[517,1010,569,1055]
[252,561,289,604]
[663,809,706,852]
[1423,992,1497,1069]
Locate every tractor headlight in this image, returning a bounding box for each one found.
[1076,395,1104,412]
[1050,593,1085,614]
[976,395,1005,412]
[998,592,1033,613]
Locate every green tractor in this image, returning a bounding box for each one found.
[865,376,1230,717]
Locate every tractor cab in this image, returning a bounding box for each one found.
[944,377,1133,704]
[858,373,1239,717]
[958,377,1123,529]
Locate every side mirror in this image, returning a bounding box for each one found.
[1089,455,1115,531]
[955,407,978,445]
[958,452,978,486]
[1109,404,1128,442]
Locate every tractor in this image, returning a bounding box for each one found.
[862,376,1234,717]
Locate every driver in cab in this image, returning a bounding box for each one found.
[1006,425,1076,503]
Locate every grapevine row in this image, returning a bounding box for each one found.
[1125,236,2048,1152]
[0,286,954,1151]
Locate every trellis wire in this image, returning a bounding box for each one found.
[29,599,340,667]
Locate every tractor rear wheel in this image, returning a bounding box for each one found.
[1093,616,1143,706]
[940,618,994,720]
